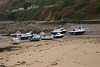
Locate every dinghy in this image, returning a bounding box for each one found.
[11,37,20,44]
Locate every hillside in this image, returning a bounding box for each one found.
[0,0,59,12]
[0,0,100,21]
[0,0,33,12]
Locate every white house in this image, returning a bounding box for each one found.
[19,8,24,10]
[27,5,33,10]
[33,5,39,8]
[27,7,31,10]
[27,5,39,10]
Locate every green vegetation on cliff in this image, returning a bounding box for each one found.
[0,0,100,21]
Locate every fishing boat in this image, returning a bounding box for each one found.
[69,31,85,35]
[41,35,54,40]
[69,28,86,35]
[69,26,90,35]
[11,37,20,44]
[10,31,21,37]
[52,33,64,38]
[28,34,40,41]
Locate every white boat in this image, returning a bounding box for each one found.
[77,27,90,32]
[57,27,67,33]
[51,28,63,34]
[26,33,32,37]
[11,38,20,44]
[69,26,90,35]
[40,31,45,36]
[28,34,40,41]
[26,31,33,37]
[69,30,85,35]
[52,33,64,38]
[51,27,66,34]
[69,28,86,35]
[41,35,54,40]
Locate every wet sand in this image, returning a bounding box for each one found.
[0,38,100,67]
[0,24,100,67]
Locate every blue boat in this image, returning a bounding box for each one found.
[28,34,40,41]
[53,33,64,38]
[28,37,40,41]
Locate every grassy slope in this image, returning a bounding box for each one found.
[0,0,100,21]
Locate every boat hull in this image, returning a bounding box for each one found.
[20,37,28,40]
[41,38,53,40]
[10,34,17,37]
[69,31,85,35]
[10,34,21,37]
[28,38,40,41]
[41,37,53,40]
[51,32,63,34]
[11,38,20,44]
[53,36,64,38]
[62,31,66,34]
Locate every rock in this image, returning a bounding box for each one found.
[0,65,6,67]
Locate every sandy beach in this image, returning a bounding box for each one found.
[0,24,100,67]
